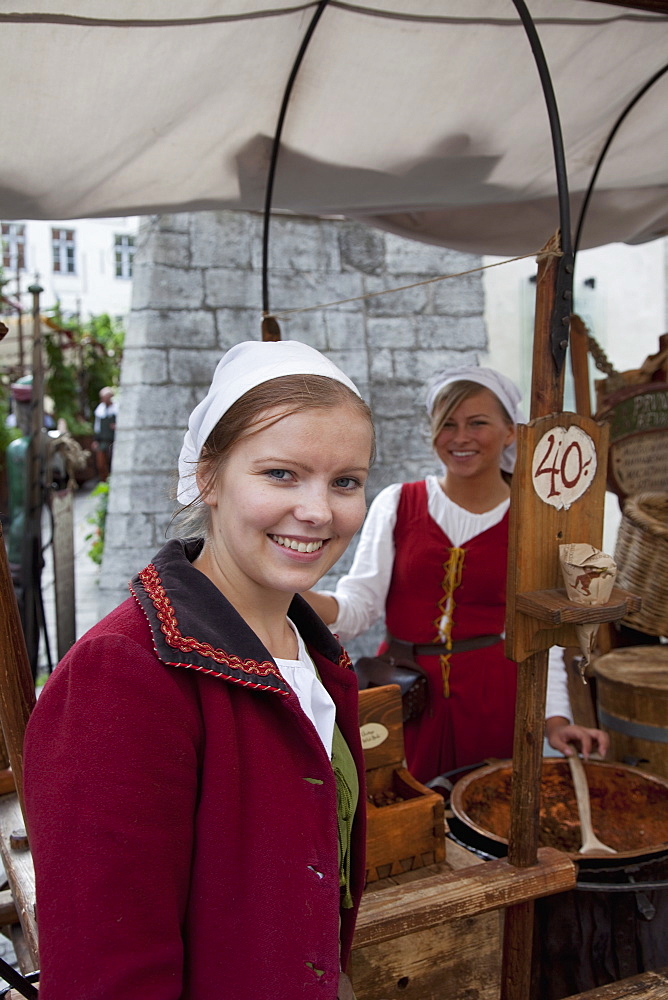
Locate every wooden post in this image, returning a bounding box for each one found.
[660,333,668,380]
[0,523,37,822]
[16,270,25,375]
[51,483,76,661]
[26,284,44,532]
[529,234,567,421]
[261,315,281,341]
[570,315,592,419]
[499,233,642,999]
[21,283,45,674]
[502,233,569,1000]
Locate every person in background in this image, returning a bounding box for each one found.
[305,366,608,787]
[91,385,117,481]
[24,340,373,1000]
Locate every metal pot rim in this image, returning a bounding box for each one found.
[450,756,668,864]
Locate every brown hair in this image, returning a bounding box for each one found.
[175,374,374,538]
[429,379,513,450]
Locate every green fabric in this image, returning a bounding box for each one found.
[302,659,359,997]
[331,721,359,910]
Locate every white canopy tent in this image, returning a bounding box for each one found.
[0,0,666,255]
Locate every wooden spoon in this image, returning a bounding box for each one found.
[567,754,617,855]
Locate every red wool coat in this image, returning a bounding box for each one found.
[24,539,366,1000]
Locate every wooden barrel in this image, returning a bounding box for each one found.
[594,646,668,779]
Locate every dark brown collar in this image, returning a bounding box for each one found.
[130,538,348,696]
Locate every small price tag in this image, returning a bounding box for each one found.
[359,723,389,750]
[531,425,597,509]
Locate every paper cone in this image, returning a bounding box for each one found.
[559,544,617,681]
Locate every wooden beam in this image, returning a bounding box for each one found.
[570,314,592,419]
[507,652,549,868]
[0,887,19,925]
[563,967,668,999]
[51,484,76,660]
[352,847,575,949]
[0,795,39,969]
[0,525,37,821]
[530,236,567,420]
[502,232,567,1000]
[516,587,640,624]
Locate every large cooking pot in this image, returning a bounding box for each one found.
[449,758,668,999]
[450,757,668,861]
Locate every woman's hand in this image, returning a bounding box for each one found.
[545,716,610,760]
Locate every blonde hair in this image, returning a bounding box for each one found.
[429,379,513,450]
[174,374,374,538]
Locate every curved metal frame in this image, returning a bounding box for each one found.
[509,0,574,372]
[261,0,331,321]
[574,60,668,256]
[261,1,575,366]
[0,957,39,999]
[260,1,663,371]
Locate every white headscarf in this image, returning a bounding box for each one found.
[177,340,361,504]
[425,366,526,473]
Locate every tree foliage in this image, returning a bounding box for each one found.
[44,308,124,435]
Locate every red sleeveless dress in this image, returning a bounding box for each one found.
[380,480,517,784]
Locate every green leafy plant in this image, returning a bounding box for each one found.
[85,480,110,565]
[44,308,124,435]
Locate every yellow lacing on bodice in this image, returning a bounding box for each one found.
[433,547,466,698]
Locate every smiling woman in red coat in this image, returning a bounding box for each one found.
[24,340,374,1000]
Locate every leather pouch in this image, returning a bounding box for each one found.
[354,639,429,723]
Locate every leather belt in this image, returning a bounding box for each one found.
[386,633,502,656]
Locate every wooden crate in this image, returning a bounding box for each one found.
[351,839,502,1000]
[359,685,445,882]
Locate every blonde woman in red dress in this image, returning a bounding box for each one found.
[306,367,608,787]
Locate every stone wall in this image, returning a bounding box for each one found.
[99,210,487,657]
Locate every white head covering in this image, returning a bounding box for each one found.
[425,366,526,474]
[177,340,361,504]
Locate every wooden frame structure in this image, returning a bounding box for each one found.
[346,238,642,999]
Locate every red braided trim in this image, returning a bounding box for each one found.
[338,648,354,672]
[138,563,284,683]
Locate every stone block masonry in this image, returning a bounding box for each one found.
[99,211,487,659]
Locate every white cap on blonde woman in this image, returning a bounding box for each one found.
[425,365,526,474]
[177,340,361,505]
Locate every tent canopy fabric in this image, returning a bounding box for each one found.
[0,0,666,254]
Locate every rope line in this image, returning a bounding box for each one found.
[266,248,562,321]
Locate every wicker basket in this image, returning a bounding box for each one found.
[614,492,668,636]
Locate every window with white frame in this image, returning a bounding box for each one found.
[52,228,76,274]
[114,233,136,279]
[1,222,26,271]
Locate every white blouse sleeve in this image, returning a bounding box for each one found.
[319,483,402,641]
[545,645,573,722]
